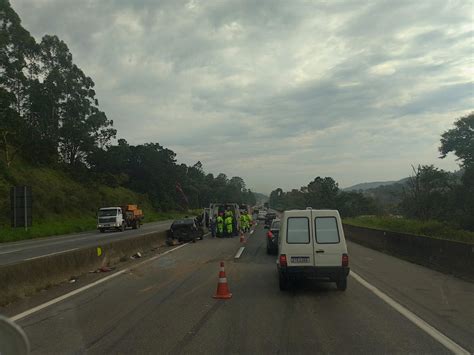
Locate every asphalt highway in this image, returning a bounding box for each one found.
[0,220,174,266]
[5,222,473,354]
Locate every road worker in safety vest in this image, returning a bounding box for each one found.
[216,213,224,237]
[225,214,233,237]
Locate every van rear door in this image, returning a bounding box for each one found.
[284,211,314,267]
[312,211,343,267]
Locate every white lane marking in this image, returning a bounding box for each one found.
[0,223,173,258]
[0,221,173,254]
[11,243,189,322]
[351,271,469,355]
[234,247,245,259]
[24,248,79,261]
[0,248,24,255]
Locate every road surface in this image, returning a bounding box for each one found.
[4,223,474,354]
[0,220,174,266]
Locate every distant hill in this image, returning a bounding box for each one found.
[343,178,410,213]
[345,170,462,213]
[344,180,400,191]
[253,192,269,205]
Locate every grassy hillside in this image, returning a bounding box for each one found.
[0,159,184,242]
[344,216,474,244]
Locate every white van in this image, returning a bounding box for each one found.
[276,209,349,291]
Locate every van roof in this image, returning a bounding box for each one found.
[283,209,340,217]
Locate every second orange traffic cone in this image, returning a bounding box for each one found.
[213,261,232,299]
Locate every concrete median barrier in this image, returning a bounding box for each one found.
[0,230,168,306]
[343,224,474,281]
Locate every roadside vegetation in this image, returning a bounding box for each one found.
[0,211,200,243]
[343,216,474,244]
[0,158,205,242]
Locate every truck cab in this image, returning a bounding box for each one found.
[97,207,124,232]
[277,208,349,291]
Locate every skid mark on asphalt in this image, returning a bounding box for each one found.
[169,301,223,355]
[93,268,203,353]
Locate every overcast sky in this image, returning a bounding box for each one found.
[12,0,473,194]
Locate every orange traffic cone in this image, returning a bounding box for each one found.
[213,261,232,299]
[240,231,246,243]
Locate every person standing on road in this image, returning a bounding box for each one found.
[225,214,233,237]
[210,214,217,238]
[246,212,252,231]
[217,213,224,237]
[240,213,247,233]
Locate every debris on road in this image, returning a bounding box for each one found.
[239,231,246,244]
[130,252,142,259]
[92,266,114,273]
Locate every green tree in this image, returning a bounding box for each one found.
[0,88,24,166]
[337,191,377,217]
[269,188,285,210]
[306,177,339,209]
[439,113,474,230]
[439,112,474,167]
[39,35,116,166]
[400,165,452,220]
[0,0,37,116]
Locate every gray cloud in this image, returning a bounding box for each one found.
[11,0,473,193]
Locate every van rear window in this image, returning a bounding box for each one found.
[287,217,310,244]
[315,217,340,244]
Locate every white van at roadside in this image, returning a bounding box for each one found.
[276,208,349,291]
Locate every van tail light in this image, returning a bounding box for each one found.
[267,230,273,239]
[342,253,349,267]
[279,254,287,267]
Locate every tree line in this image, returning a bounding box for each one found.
[270,113,474,232]
[0,1,256,211]
[269,177,377,218]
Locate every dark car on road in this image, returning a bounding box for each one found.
[264,212,277,228]
[266,219,280,254]
[167,218,204,245]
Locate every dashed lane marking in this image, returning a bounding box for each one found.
[234,247,245,259]
[24,248,79,261]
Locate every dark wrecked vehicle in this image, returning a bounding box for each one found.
[167,218,204,245]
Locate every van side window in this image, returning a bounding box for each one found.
[315,217,340,244]
[287,217,310,244]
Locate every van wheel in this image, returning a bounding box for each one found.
[336,276,347,291]
[279,273,289,291]
[121,223,125,232]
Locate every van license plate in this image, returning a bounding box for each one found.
[291,256,309,263]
